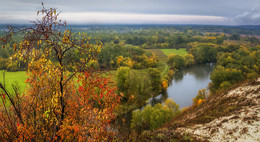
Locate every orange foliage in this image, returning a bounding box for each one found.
[197,99,205,105]
[58,72,120,141]
[0,59,120,141]
[162,80,168,90]
[0,4,120,141]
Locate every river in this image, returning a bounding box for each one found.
[150,63,215,109]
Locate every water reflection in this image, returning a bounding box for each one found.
[149,91,168,106]
[149,63,215,109]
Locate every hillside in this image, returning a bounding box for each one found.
[135,78,260,142]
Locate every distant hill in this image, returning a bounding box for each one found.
[1,24,260,35]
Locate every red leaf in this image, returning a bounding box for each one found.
[2,94,5,100]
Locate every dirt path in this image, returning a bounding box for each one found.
[161,63,168,77]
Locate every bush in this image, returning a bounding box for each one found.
[131,99,179,133]
[168,54,185,69]
[6,61,19,72]
[0,58,8,70]
[193,89,207,106]
[168,69,175,77]
[162,80,168,90]
[165,98,179,112]
[246,72,258,80]
[220,81,232,90]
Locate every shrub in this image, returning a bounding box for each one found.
[168,54,185,69]
[246,72,258,80]
[193,89,208,106]
[131,99,179,133]
[168,69,175,77]
[162,80,168,90]
[165,98,180,113]
[220,81,232,90]
[0,58,8,70]
[6,61,19,72]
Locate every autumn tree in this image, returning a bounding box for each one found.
[184,54,195,67]
[193,89,207,106]
[210,66,243,90]
[116,67,152,103]
[168,54,185,69]
[148,68,161,95]
[189,43,218,63]
[0,3,120,141]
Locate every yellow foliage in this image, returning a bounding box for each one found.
[208,36,216,40]
[126,58,133,68]
[116,56,124,66]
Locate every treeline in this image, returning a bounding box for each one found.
[166,42,260,92]
[72,25,260,48]
[98,44,158,70]
[167,42,218,71]
[1,25,260,72]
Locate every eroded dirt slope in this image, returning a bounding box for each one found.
[176,78,260,142]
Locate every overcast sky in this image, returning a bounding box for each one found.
[0,0,260,25]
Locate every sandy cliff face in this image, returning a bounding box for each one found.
[176,78,260,142]
[130,78,260,141]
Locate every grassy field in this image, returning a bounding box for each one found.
[148,49,168,61]
[0,70,28,92]
[160,48,187,56]
[0,70,118,93]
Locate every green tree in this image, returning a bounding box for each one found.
[241,55,255,68]
[165,98,180,113]
[210,66,243,90]
[131,99,179,133]
[189,43,217,63]
[184,54,195,67]
[149,68,162,95]
[168,54,185,69]
[117,67,131,96]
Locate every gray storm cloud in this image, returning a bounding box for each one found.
[0,0,259,25]
[235,6,260,25]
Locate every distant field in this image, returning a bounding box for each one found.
[160,48,187,56]
[148,49,168,60]
[0,70,27,92]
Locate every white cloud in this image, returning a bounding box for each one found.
[0,11,228,25]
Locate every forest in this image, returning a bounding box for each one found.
[0,5,260,142]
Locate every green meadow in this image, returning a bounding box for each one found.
[0,70,28,92]
[161,48,188,56]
